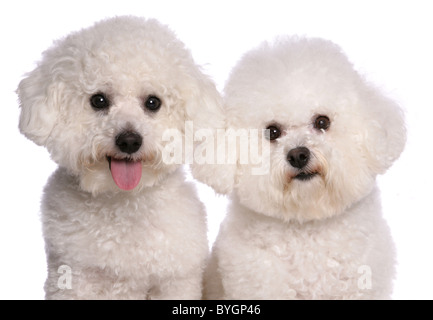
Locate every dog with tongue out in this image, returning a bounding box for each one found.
[17,16,224,299]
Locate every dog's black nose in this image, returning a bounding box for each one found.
[115,131,143,154]
[287,147,310,169]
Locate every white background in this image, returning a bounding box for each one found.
[1,0,431,299]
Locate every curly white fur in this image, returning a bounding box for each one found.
[200,37,406,299]
[17,16,224,299]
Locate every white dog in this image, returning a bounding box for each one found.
[17,16,224,299]
[200,37,406,299]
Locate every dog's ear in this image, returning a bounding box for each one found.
[362,87,407,174]
[183,70,236,194]
[17,65,62,147]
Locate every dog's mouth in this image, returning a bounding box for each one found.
[107,156,142,191]
[293,171,319,181]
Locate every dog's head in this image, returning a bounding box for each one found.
[17,16,223,194]
[209,37,406,222]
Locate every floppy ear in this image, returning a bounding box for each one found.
[183,70,236,194]
[17,65,62,147]
[362,87,407,174]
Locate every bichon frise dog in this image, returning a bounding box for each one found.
[201,37,406,299]
[17,16,224,299]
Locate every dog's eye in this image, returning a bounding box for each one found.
[90,93,110,110]
[265,125,281,141]
[314,115,331,131]
[144,95,162,112]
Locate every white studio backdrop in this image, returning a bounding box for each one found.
[0,0,431,299]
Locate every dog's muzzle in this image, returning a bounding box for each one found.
[287,146,319,181]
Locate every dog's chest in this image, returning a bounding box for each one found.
[243,214,368,283]
[43,181,194,276]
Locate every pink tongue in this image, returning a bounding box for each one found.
[109,159,142,191]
